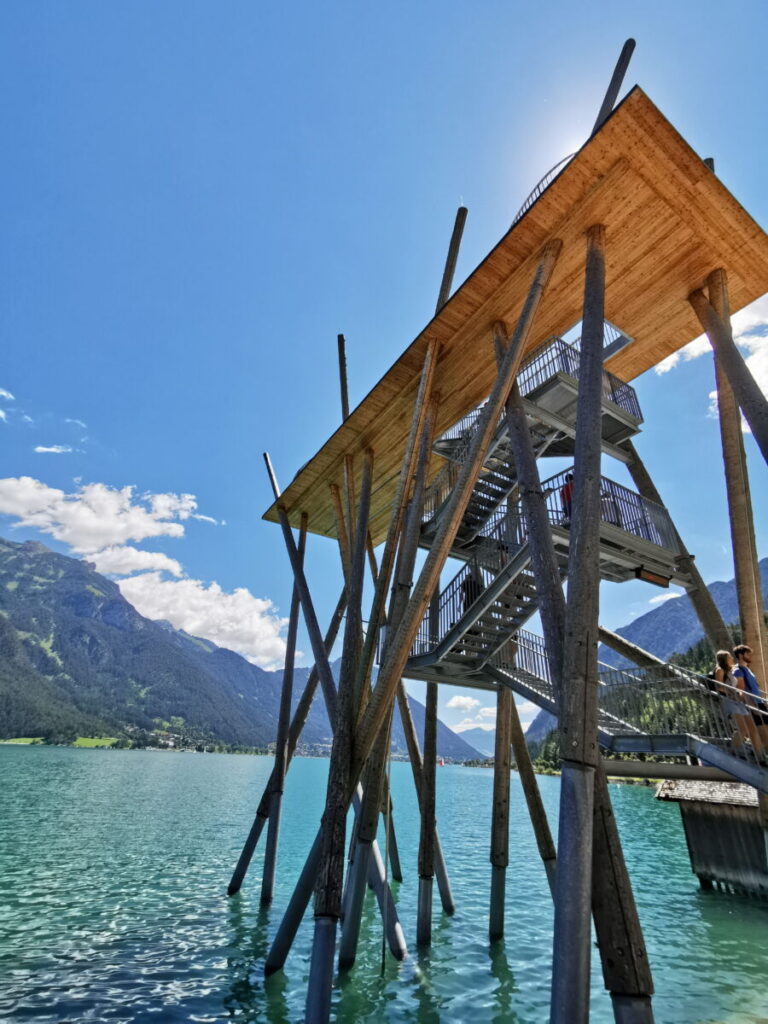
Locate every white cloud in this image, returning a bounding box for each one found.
[0,410,6,423]
[0,388,14,401]
[117,572,288,670]
[0,477,213,553]
[654,293,768,387]
[446,695,481,712]
[453,718,495,733]
[88,545,183,577]
[477,705,497,720]
[34,445,73,455]
[65,418,87,428]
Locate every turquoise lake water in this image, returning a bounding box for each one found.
[0,746,766,1023]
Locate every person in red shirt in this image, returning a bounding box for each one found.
[560,473,574,524]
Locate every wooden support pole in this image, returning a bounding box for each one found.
[261,514,308,905]
[502,300,653,1022]
[620,438,732,653]
[508,692,557,894]
[551,224,606,1024]
[343,421,435,966]
[396,680,456,914]
[338,333,350,421]
[417,677,438,945]
[306,449,374,1024]
[435,206,468,312]
[354,338,440,713]
[227,585,347,896]
[489,685,513,941]
[689,283,768,464]
[591,39,636,136]
[707,269,768,686]
[597,626,667,669]
[356,239,562,776]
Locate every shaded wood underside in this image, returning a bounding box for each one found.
[265,87,768,545]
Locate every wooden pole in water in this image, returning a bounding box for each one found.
[227,585,347,896]
[489,684,513,940]
[498,356,654,1022]
[342,414,435,967]
[306,449,374,1023]
[689,284,768,464]
[620,439,732,653]
[550,224,606,1024]
[507,695,557,894]
[707,269,768,687]
[396,679,456,913]
[261,513,308,905]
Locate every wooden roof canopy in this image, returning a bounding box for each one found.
[264,86,768,545]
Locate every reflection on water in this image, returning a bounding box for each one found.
[1,746,766,1023]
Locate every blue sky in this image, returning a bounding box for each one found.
[1,2,767,736]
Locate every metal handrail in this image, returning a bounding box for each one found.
[540,466,680,553]
[513,153,576,226]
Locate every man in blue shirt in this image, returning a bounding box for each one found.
[733,645,768,757]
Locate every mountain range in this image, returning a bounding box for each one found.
[0,537,481,760]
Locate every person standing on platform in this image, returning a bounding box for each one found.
[560,472,574,525]
[733,645,768,755]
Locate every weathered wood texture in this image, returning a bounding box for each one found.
[707,271,768,685]
[265,88,768,544]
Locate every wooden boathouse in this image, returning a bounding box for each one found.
[229,42,768,1024]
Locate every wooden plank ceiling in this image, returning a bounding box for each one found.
[264,87,768,545]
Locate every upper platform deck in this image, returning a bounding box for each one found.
[265,87,768,545]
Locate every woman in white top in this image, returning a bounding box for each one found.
[714,649,751,751]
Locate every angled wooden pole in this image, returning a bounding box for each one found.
[416,673,438,945]
[342,416,435,967]
[337,333,350,421]
[435,206,468,312]
[620,438,732,652]
[227,585,347,896]
[508,695,557,894]
[354,337,440,710]
[591,39,636,136]
[356,239,563,774]
[261,513,308,905]
[306,448,374,1024]
[689,283,768,463]
[489,684,513,940]
[708,269,768,686]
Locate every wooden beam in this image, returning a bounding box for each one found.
[708,270,768,687]
[489,685,513,940]
[689,284,768,464]
[261,513,307,905]
[551,224,606,1024]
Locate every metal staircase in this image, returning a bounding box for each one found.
[421,329,643,549]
